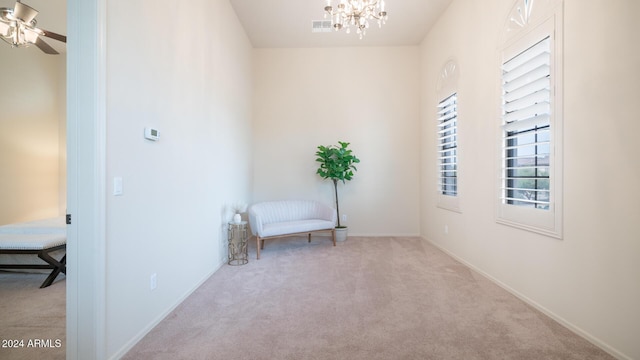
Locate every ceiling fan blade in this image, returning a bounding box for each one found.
[34,36,58,54]
[13,1,38,23]
[40,29,66,43]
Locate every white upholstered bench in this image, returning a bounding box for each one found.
[0,234,67,288]
[248,200,337,259]
[0,217,67,288]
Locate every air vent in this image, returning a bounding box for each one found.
[311,20,332,33]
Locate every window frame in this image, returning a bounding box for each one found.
[496,3,563,238]
[436,60,461,213]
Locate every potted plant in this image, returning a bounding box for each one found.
[315,141,360,241]
[228,202,247,224]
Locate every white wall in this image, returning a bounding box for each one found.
[0,46,66,224]
[420,0,640,359]
[252,47,421,236]
[104,0,252,357]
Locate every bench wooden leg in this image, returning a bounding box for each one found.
[256,236,261,260]
[308,233,311,243]
[332,228,336,246]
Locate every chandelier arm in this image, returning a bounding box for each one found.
[369,13,387,21]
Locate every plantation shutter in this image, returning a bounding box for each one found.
[501,36,551,209]
[438,93,458,196]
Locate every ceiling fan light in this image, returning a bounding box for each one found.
[13,2,38,24]
[23,28,38,43]
[0,20,11,37]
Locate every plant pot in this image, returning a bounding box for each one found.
[335,227,348,242]
[233,213,242,224]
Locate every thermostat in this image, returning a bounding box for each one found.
[144,127,160,141]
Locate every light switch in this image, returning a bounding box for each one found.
[113,177,123,196]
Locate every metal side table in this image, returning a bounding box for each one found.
[227,221,248,265]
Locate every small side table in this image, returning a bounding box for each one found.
[227,221,248,266]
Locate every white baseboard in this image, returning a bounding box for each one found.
[310,232,421,238]
[108,259,224,360]
[421,236,630,360]
[349,233,421,237]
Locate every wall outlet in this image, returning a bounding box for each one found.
[444,225,449,235]
[150,273,157,290]
[342,214,347,223]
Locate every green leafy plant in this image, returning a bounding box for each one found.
[315,141,360,227]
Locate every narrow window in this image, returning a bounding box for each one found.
[496,0,563,238]
[438,93,458,197]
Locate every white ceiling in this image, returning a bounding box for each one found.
[1,0,454,54]
[229,0,453,48]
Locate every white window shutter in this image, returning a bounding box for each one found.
[501,36,551,210]
[438,93,458,197]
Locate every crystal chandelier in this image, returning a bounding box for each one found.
[324,0,388,39]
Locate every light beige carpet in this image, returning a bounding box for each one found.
[0,271,65,360]
[124,236,612,360]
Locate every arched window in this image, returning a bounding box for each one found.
[497,0,564,238]
[436,59,460,212]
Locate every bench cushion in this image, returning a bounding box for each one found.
[0,216,66,235]
[0,233,67,250]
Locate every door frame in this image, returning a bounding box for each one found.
[66,0,107,358]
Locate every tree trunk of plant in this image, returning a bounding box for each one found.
[333,179,341,227]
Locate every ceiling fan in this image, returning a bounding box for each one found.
[0,0,66,54]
